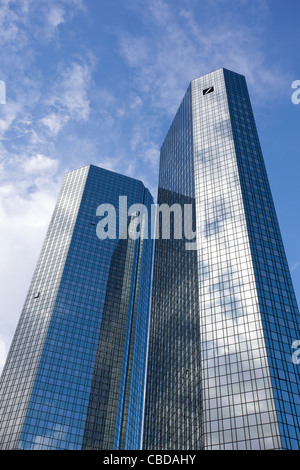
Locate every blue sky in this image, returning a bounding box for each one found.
[0,0,299,371]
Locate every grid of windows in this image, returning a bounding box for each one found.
[224,69,300,449]
[0,166,89,450]
[143,68,300,451]
[0,165,153,450]
[143,86,203,450]
[192,69,282,450]
[1,70,299,451]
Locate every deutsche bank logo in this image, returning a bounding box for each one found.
[203,86,214,96]
[0,80,6,104]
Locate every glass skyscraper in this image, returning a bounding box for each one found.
[143,68,300,450]
[0,164,153,450]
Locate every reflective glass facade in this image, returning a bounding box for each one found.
[0,164,153,450]
[143,85,203,450]
[143,69,300,450]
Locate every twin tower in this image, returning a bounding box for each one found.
[1,69,300,450]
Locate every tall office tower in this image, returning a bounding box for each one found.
[143,68,300,450]
[0,165,153,450]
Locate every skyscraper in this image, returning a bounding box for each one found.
[143,68,300,450]
[0,164,153,450]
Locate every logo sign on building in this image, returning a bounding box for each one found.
[203,86,214,95]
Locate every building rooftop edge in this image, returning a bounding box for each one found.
[65,164,153,197]
[190,67,245,85]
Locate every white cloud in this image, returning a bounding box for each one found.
[130,129,160,169]
[96,155,124,173]
[21,154,59,174]
[0,1,92,141]
[0,164,61,364]
[291,262,300,272]
[0,0,92,373]
[40,113,66,136]
[0,1,29,49]
[129,93,143,110]
[0,102,22,136]
[44,58,95,128]
[119,0,288,113]
[48,5,65,28]
[120,36,149,67]
[56,62,91,120]
[0,0,84,50]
